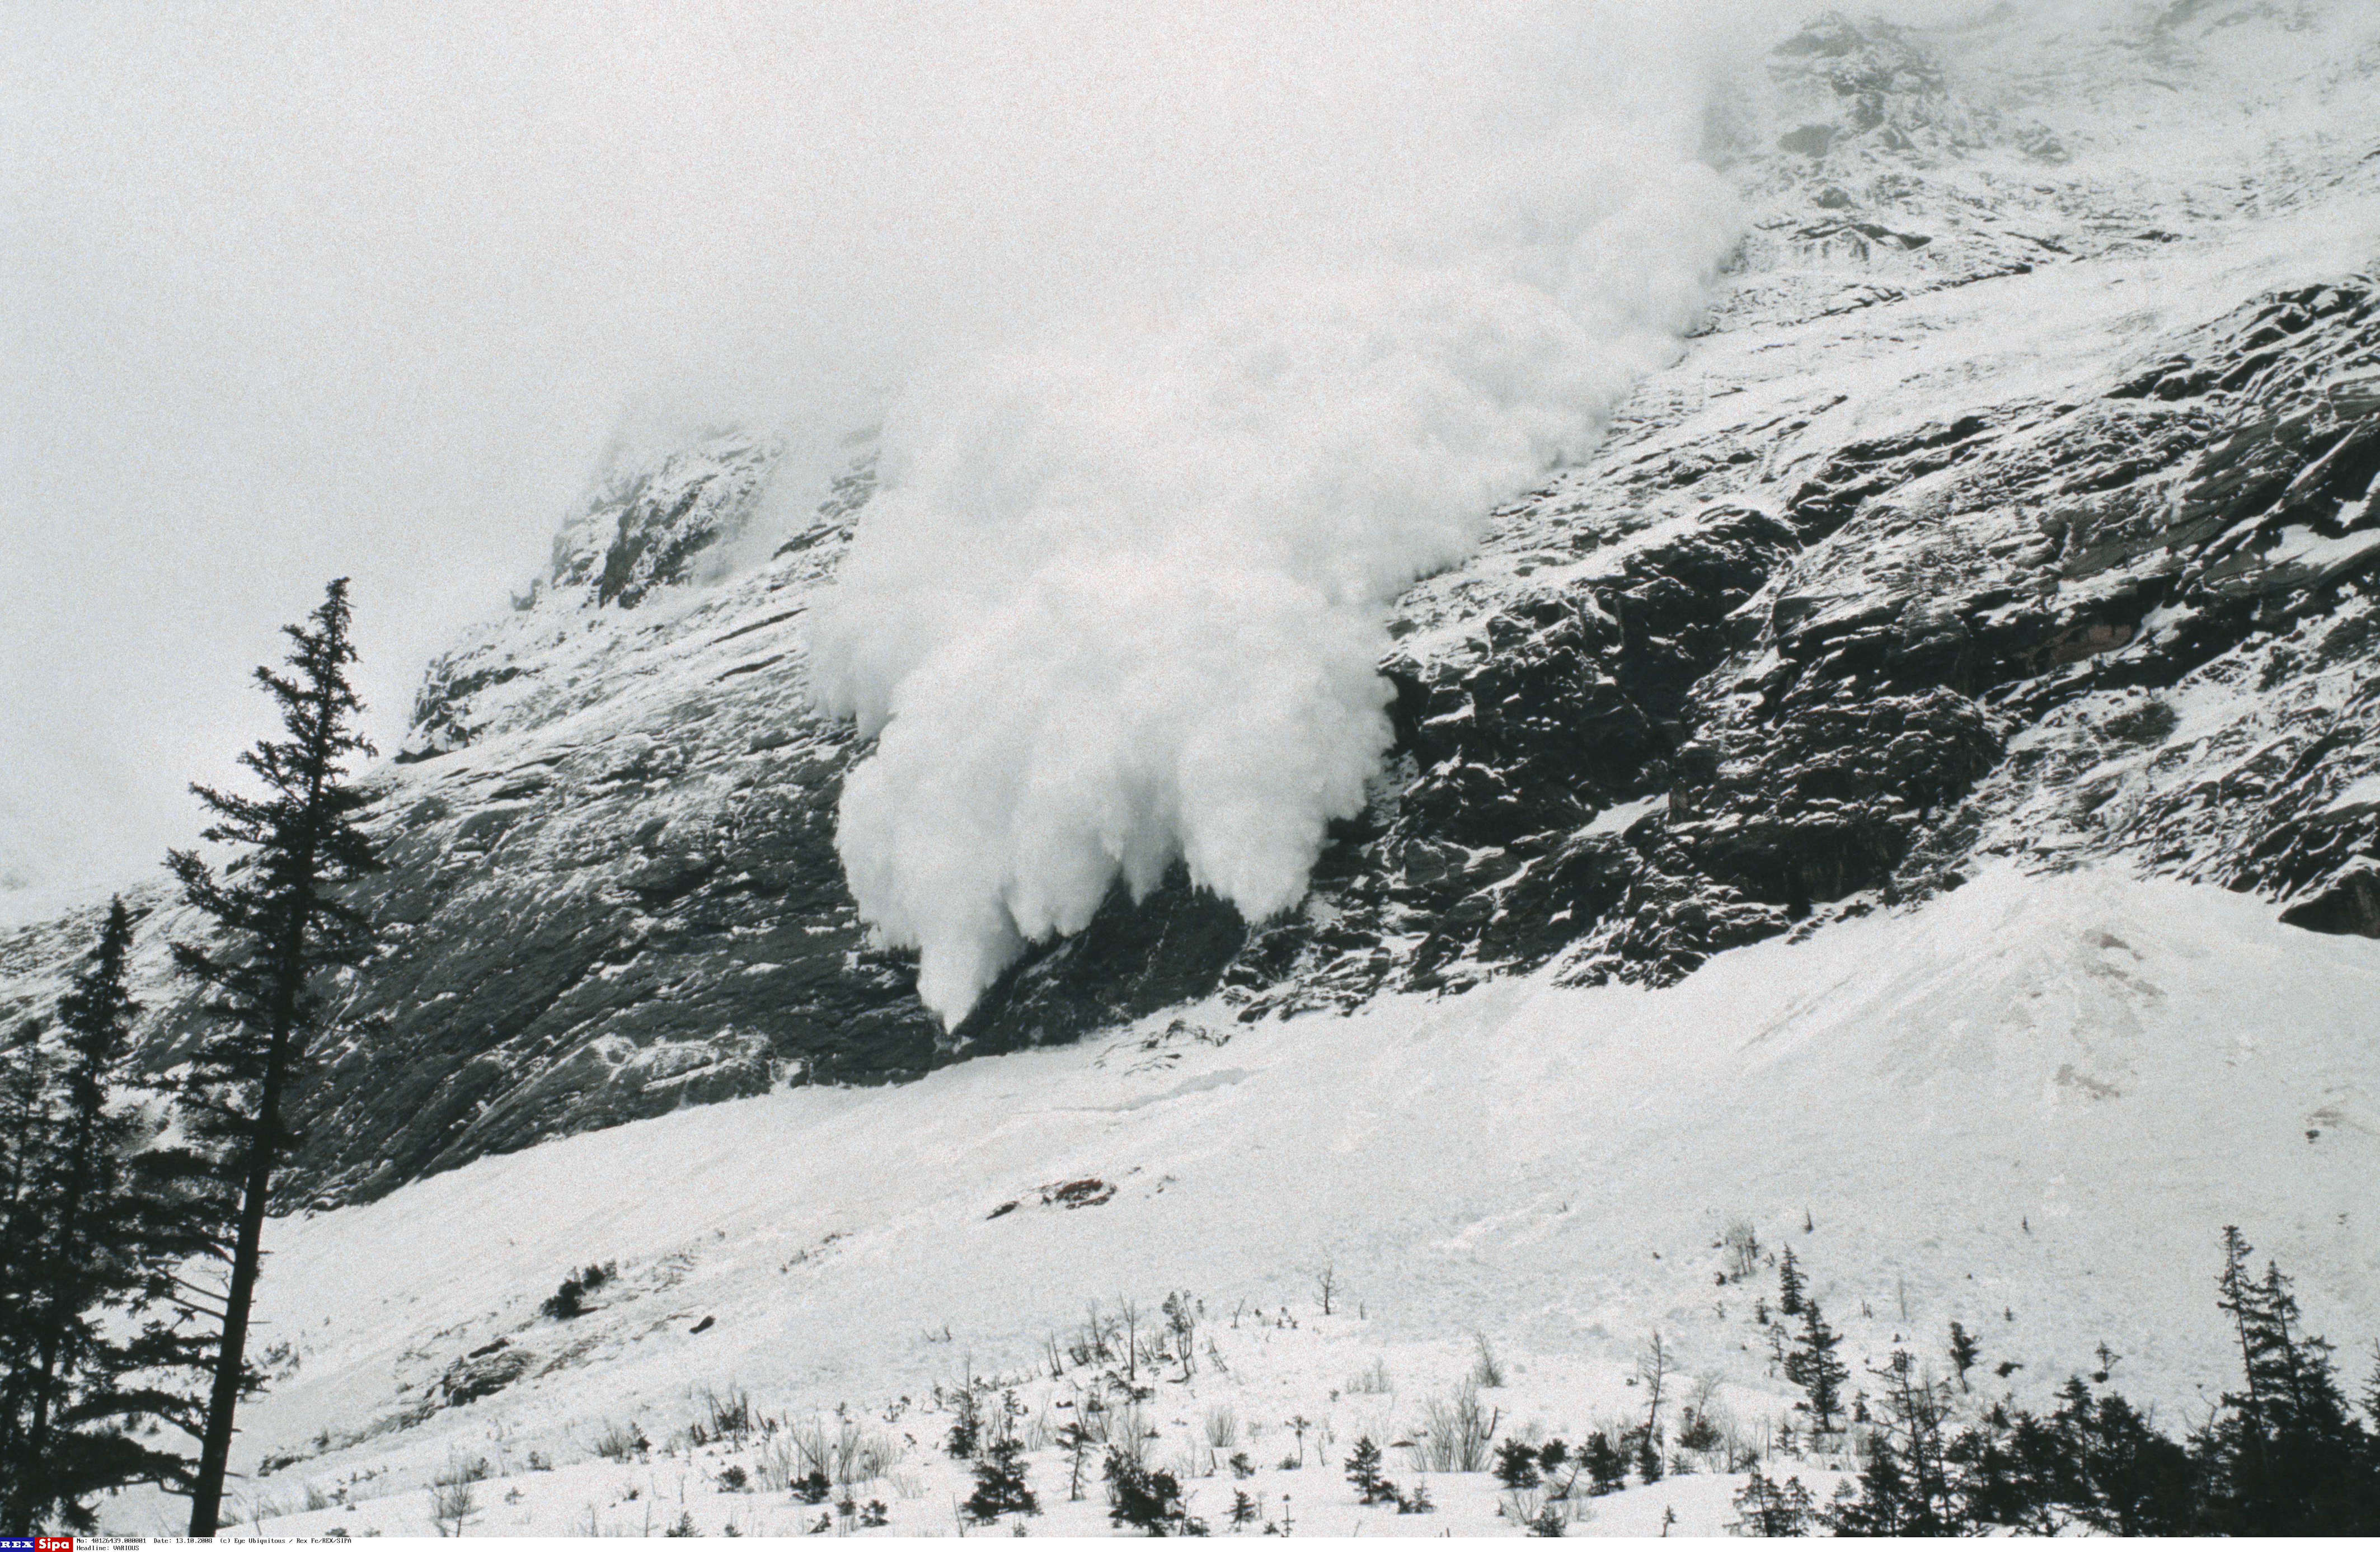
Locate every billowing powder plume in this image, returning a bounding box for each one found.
[810,3,1748,1023]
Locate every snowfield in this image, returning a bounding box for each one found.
[93,866,2380,1536]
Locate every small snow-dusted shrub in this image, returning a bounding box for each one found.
[1346,1356,1393,1395]
[1104,1404,1152,1470]
[783,1414,895,1489]
[716,1465,748,1493]
[1677,1401,1722,1451]
[1203,1404,1239,1449]
[1722,1219,1763,1283]
[592,1420,650,1461]
[429,1461,481,1537]
[1470,1332,1506,1389]
[1414,1380,1496,1473]
[541,1261,619,1320]
[753,1440,797,1493]
[694,1384,754,1446]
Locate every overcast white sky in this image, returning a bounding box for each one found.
[0,1,1834,918]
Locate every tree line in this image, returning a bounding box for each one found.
[1742,1230,2380,1535]
[2,579,382,1534]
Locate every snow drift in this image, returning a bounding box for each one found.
[810,5,1744,1022]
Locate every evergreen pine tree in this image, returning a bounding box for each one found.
[165,579,383,1536]
[1058,1419,1097,1501]
[963,1436,1039,1523]
[1580,1431,1627,1496]
[0,902,217,1529]
[0,1025,60,1518]
[2194,1229,2378,1533]
[1631,1423,1664,1484]
[1860,1351,1954,1534]
[1777,1245,1805,1318]
[1948,1321,1980,1392]
[1493,1437,1541,1490]
[1729,1465,1816,1536]
[1825,1437,1913,1535]
[1783,1299,1847,1431]
[2045,1378,2194,1536]
[1103,1448,1202,1535]
[1346,1435,1393,1503]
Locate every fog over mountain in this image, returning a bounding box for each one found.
[2,0,1758,916]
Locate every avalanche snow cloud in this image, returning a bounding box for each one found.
[812,3,1745,1023]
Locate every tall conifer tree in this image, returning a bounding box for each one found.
[167,579,382,1535]
[0,1023,60,1515]
[0,901,213,1529]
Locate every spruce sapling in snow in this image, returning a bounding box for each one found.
[166,580,383,1536]
[1949,1320,1980,1392]
[1777,1245,1805,1318]
[1581,1431,1628,1496]
[1729,1466,1816,1536]
[1631,1423,1664,1484]
[1494,1437,1542,1490]
[964,1436,1039,1523]
[946,1384,983,1458]
[1536,1440,1586,1501]
[1058,1419,1097,1501]
[1104,1448,1203,1535]
[1345,1435,1395,1504]
[1784,1299,1847,1431]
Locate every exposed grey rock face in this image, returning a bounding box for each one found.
[5,1,2377,1204]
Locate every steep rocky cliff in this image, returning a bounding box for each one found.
[6,0,2377,1205]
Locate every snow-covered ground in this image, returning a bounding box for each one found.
[91,865,2380,1536]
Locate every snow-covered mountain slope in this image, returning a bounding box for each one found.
[90,865,2380,1535]
[5,2,2380,1204]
